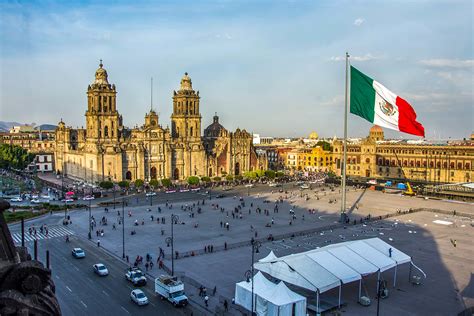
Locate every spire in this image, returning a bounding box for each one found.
[99,59,103,68]
[179,72,193,91]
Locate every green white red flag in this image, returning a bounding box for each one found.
[350,66,425,137]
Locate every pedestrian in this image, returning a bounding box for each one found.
[388,247,392,257]
[224,299,228,311]
[150,261,154,269]
[145,262,149,271]
[199,285,203,296]
[204,295,209,307]
[224,242,227,250]
[97,239,100,247]
[126,255,129,263]
[213,286,217,296]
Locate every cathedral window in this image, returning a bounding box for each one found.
[105,126,109,137]
[190,127,193,136]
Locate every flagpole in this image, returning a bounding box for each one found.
[341,52,349,223]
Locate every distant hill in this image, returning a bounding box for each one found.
[0,121,57,132]
[35,124,57,131]
[0,121,21,132]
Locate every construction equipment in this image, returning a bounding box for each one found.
[393,151,416,196]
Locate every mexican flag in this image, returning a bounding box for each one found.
[350,66,425,137]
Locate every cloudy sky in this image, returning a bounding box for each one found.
[1,0,472,139]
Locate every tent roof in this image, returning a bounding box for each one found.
[236,271,275,294]
[254,238,411,293]
[265,281,306,306]
[259,250,278,263]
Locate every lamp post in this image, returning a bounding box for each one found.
[165,214,179,276]
[113,185,116,210]
[245,238,261,316]
[88,198,92,239]
[122,198,126,259]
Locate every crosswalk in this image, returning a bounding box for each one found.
[11,226,75,244]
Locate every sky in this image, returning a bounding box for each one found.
[0,0,472,139]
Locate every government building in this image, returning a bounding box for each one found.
[54,62,266,182]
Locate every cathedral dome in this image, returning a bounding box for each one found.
[93,60,109,85]
[204,114,227,137]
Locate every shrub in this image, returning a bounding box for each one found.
[201,176,211,183]
[99,181,114,190]
[213,176,221,182]
[149,179,159,188]
[118,180,130,188]
[187,176,200,186]
[134,179,144,188]
[226,175,234,182]
[161,178,172,187]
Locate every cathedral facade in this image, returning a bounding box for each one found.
[54,62,266,183]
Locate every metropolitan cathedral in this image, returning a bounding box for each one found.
[55,61,266,182]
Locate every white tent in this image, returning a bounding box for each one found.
[254,238,425,313]
[235,272,307,316]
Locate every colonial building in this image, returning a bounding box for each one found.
[54,62,265,182]
[332,125,474,183]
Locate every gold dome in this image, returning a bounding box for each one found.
[370,125,383,133]
[94,60,109,85]
[309,131,319,139]
[179,72,193,91]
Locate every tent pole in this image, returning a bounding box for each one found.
[393,265,398,287]
[358,279,362,302]
[317,290,320,315]
[338,283,341,308]
[377,270,381,293]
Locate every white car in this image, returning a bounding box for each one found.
[300,184,310,189]
[31,199,41,204]
[72,248,86,258]
[93,263,109,276]
[145,192,157,197]
[83,195,95,201]
[245,184,254,188]
[62,198,74,203]
[10,197,23,202]
[130,289,149,306]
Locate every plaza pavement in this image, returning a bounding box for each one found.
[63,184,474,315]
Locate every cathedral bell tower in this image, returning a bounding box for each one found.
[85,60,121,143]
[171,73,201,140]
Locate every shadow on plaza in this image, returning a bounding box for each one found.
[167,207,473,316]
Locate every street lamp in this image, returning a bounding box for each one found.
[113,185,116,210]
[245,238,261,316]
[88,198,92,239]
[122,198,126,259]
[165,214,179,276]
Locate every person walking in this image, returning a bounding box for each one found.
[204,295,209,307]
[224,299,228,311]
[97,239,100,247]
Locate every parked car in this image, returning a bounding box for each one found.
[215,194,225,199]
[31,199,41,204]
[130,289,149,306]
[72,248,86,258]
[145,192,157,197]
[93,263,109,276]
[83,195,95,201]
[245,184,254,188]
[10,197,23,202]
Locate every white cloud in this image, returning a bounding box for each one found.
[329,53,378,62]
[419,59,474,68]
[353,18,365,26]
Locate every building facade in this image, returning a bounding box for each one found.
[54,62,265,182]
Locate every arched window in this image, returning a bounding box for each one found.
[104,126,109,137]
[466,163,471,170]
[457,162,462,169]
[429,161,434,168]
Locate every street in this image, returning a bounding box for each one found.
[20,234,191,316]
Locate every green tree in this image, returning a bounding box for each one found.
[265,170,276,179]
[235,175,243,181]
[134,179,144,188]
[99,181,114,190]
[187,176,200,185]
[149,179,159,188]
[276,171,285,178]
[0,144,35,170]
[316,140,333,151]
[161,178,172,188]
[118,180,130,189]
[213,176,221,182]
[226,175,234,182]
[201,176,211,183]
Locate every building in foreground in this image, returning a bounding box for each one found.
[54,62,266,182]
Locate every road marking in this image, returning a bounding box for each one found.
[55,275,60,279]
[150,302,156,307]
[66,286,72,293]
[102,290,110,297]
[73,266,79,271]
[80,300,87,308]
[120,306,130,314]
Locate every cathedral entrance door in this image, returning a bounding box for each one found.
[151,167,157,180]
[234,162,240,176]
[174,168,180,180]
[125,171,132,180]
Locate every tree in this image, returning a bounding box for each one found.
[187,176,200,185]
[235,175,243,181]
[201,176,211,183]
[225,175,234,182]
[118,180,130,189]
[276,171,285,178]
[161,178,172,188]
[265,170,276,179]
[134,179,144,188]
[99,181,114,190]
[149,179,159,188]
[0,144,34,170]
[213,176,221,182]
[316,140,333,151]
